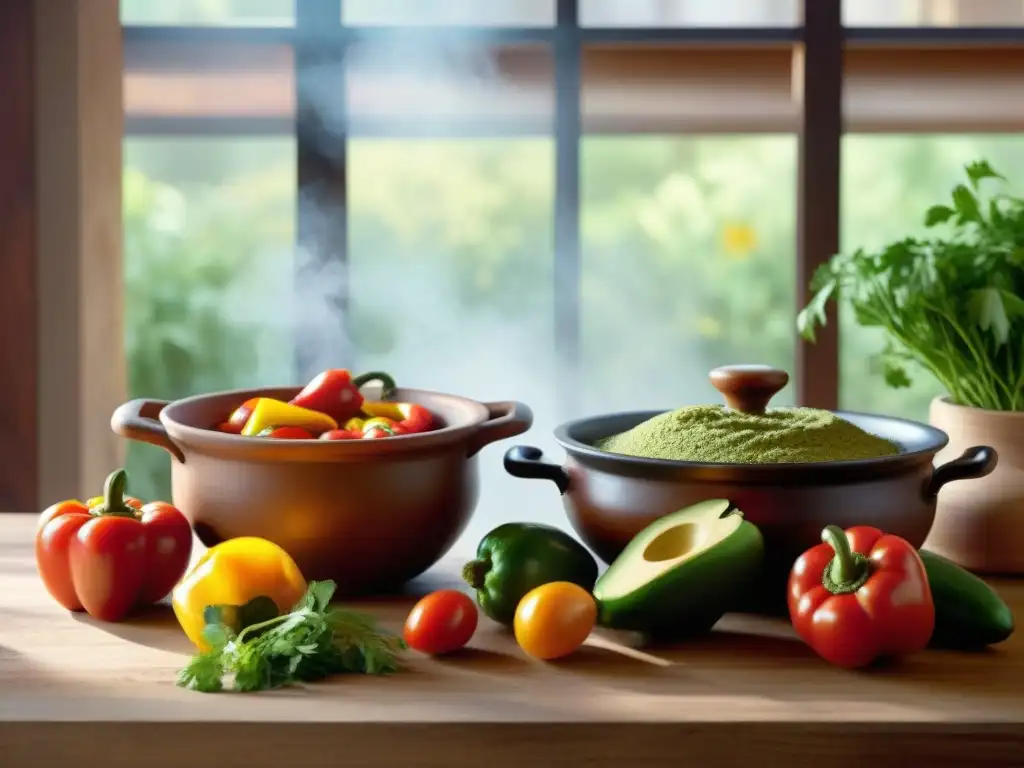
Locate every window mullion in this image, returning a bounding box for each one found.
[294,0,352,380]
[555,0,582,419]
[795,0,842,407]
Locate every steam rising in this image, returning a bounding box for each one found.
[290,32,564,553]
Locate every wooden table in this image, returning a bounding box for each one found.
[1,515,1023,768]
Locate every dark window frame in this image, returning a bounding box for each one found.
[122,0,1024,414]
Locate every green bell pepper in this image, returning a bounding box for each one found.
[462,522,599,627]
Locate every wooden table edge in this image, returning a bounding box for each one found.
[4,721,1024,768]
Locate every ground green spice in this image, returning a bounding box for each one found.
[598,405,899,464]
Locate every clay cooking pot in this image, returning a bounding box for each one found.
[504,365,997,612]
[111,386,532,595]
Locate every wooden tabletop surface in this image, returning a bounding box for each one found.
[1,514,1023,768]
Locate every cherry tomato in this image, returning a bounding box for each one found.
[215,421,244,434]
[258,426,314,439]
[514,581,597,661]
[403,589,478,655]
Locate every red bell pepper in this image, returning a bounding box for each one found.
[35,469,194,622]
[290,370,396,424]
[361,401,434,434]
[788,525,934,669]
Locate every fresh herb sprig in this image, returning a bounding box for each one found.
[798,160,1024,412]
[176,580,406,693]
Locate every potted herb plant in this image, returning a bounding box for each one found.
[798,160,1024,574]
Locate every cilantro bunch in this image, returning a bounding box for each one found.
[799,160,1024,412]
[177,580,406,693]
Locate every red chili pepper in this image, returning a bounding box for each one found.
[319,429,363,441]
[360,401,434,434]
[35,469,194,622]
[788,525,935,669]
[257,426,315,439]
[290,370,396,424]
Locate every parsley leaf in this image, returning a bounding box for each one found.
[176,580,406,693]
[798,160,1024,412]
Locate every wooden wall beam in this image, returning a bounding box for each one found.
[0,0,39,511]
[34,0,125,508]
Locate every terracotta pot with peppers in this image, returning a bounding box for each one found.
[110,377,533,594]
[788,524,935,668]
[36,469,194,622]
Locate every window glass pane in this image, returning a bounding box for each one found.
[582,46,795,133]
[348,139,556,550]
[121,0,293,26]
[124,138,296,501]
[581,136,798,415]
[844,0,1024,26]
[581,0,799,27]
[346,43,553,134]
[125,42,294,121]
[839,135,1024,422]
[344,0,555,26]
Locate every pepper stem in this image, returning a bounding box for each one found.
[461,558,491,590]
[91,469,138,518]
[352,371,397,399]
[820,525,871,595]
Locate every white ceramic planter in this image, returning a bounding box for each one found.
[925,396,1024,574]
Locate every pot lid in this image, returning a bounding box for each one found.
[594,365,904,465]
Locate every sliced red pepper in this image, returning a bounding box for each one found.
[35,469,194,622]
[290,370,396,424]
[788,525,935,669]
[319,429,363,441]
[362,422,406,439]
[215,421,244,434]
[258,426,315,439]
[361,401,434,434]
[227,397,261,430]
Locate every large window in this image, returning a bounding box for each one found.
[121,0,1024,546]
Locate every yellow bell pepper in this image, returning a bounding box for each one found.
[240,398,338,437]
[171,537,308,651]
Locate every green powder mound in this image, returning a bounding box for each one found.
[597,405,900,464]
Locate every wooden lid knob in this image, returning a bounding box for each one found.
[709,365,790,415]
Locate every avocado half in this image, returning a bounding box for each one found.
[592,499,764,638]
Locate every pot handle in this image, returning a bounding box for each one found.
[110,399,186,464]
[926,445,998,498]
[503,446,570,494]
[466,401,534,457]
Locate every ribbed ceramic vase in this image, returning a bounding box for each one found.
[925,396,1024,574]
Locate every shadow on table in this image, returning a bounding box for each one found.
[70,605,193,655]
[0,643,95,697]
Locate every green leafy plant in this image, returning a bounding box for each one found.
[799,160,1024,412]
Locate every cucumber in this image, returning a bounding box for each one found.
[919,549,1015,649]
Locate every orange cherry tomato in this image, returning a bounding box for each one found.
[403,589,478,655]
[514,581,597,661]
